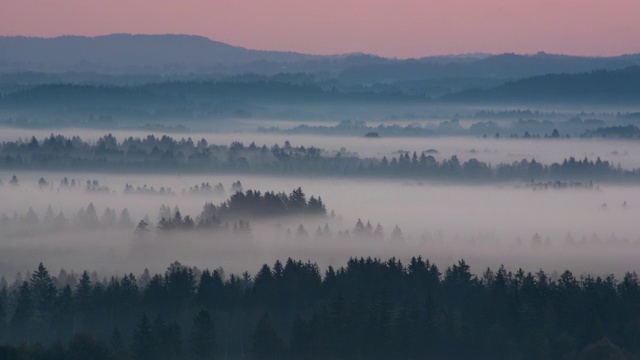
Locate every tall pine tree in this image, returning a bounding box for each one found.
[191,310,216,360]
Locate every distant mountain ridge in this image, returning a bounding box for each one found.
[0,34,328,70]
[2,34,640,80]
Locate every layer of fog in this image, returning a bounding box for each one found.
[1,126,639,168]
[1,171,639,280]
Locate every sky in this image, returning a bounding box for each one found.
[0,0,638,58]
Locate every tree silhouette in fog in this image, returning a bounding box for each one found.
[0,259,639,359]
[0,134,636,183]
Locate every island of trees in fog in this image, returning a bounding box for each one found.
[0,134,637,182]
[0,186,327,239]
[1,258,638,359]
[154,187,326,233]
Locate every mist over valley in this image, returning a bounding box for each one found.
[2,20,640,359]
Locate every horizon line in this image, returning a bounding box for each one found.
[2,32,639,60]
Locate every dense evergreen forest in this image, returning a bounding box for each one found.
[1,67,640,131]
[2,67,640,108]
[0,81,420,110]
[442,67,640,103]
[0,258,638,359]
[0,134,636,182]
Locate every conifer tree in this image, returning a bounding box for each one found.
[30,263,56,315]
[133,313,156,360]
[191,310,216,360]
[252,313,285,360]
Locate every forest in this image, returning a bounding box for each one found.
[259,118,621,138]
[1,66,640,131]
[0,258,637,359]
[0,134,636,182]
[442,67,640,103]
[2,67,640,109]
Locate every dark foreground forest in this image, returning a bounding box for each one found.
[0,258,638,359]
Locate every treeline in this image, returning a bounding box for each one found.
[125,182,224,197]
[1,258,639,359]
[526,180,597,191]
[259,117,611,138]
[584,125,640,139]
[0,203,134,238]
[0,134,637,182]
[151,206,407,245]
[2,174,233,197]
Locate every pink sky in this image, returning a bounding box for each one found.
[0,0,638,58]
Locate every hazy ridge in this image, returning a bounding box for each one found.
[2,34,640,80]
